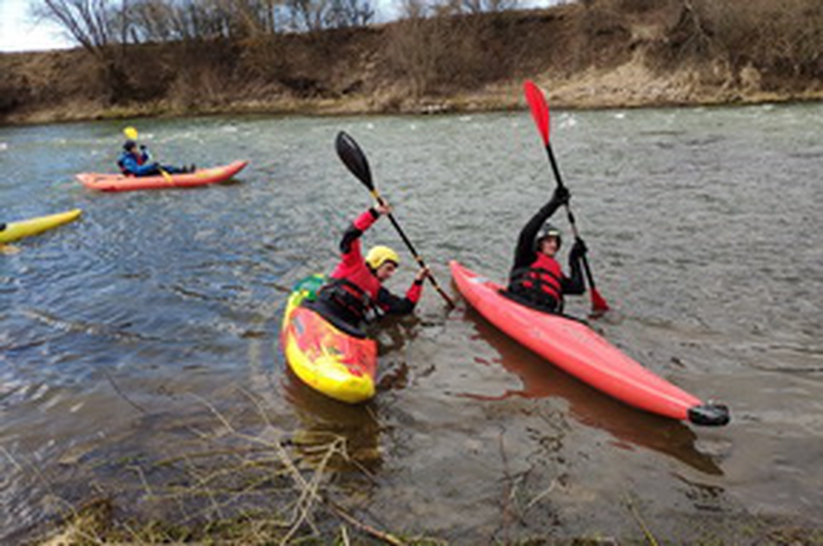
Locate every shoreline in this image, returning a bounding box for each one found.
[7,86,822,128]
[5,61,823,128]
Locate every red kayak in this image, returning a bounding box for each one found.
[76,160,248,192]
[450,260,729,426]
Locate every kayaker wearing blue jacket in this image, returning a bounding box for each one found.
[117,140,193,177]
[506,185,587,313]
[308,203,430,335]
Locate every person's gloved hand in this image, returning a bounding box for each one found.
[415,266,431,284]
[552,185,570,206]
[374,202,392,216]
[570,237,588,259]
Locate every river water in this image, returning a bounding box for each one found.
[1,104,821,543]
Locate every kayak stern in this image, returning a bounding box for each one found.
[688,403,731,426]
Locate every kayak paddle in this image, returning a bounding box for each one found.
[523,80,610,316]
[335,131,456,309]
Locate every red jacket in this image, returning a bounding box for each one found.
[323,208,422,322]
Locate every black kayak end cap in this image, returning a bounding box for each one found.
[688,403,731,426]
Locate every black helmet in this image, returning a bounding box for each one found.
[123,140,137,151]
[535,223,562,250]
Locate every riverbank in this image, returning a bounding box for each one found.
[5,53,823,127]
[2,1,821,126]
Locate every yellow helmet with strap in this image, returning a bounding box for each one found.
[366,245,400,269]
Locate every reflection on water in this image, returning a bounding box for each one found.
[283,367,383,475]
[459,306,724,476]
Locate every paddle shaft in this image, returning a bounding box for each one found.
[544,144,600,291]
[523,81,609,312]
[370,189,456,308]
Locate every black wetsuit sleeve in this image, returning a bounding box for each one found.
[511,198,563,274]
[339,208,379,254]
[375,286,416,316]
[561,253,586,295]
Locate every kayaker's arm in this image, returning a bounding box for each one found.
[139,145,151,162]
[338,207,379,262]
[374,279,422,316]
[512,187,569,271]
[562,238,587,295]
[119,153,160,177]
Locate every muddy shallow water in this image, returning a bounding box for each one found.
[1,105,822,543]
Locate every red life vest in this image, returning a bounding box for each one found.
[316,209,384,322]
[319,258,383,324]
[509,252,564,311]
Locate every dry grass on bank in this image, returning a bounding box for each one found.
[33,394,436,546]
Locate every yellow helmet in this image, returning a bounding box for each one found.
[366,245,400,270]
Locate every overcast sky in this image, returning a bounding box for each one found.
[0,0,71,52]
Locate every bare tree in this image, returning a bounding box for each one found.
[429,0,519,15]
[35,0,133,102]
[325,0,374,27]
[35,0,123,51]
[128,0,178,41]
[460,0,519,13]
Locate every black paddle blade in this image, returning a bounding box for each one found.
[335,131,374,191]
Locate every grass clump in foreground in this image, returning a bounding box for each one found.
[36,393,442,546]
[31,389,823,546]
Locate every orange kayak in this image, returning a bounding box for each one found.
[450,260,729,426]
[76,160,248,192]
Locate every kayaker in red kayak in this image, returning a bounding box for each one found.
[309,203,430,335]
[506,186,588,313]
[117,140,194,177]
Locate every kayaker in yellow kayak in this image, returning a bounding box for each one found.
[117,140,194,177]
[308,202,430,335]
[506,185,588,313]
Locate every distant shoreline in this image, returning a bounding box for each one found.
[5,79,820,129]
[5,73,822,128]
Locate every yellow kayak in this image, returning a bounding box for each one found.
[0,209,82,244]
[280,275,378,404]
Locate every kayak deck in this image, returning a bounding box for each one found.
[280,278,377,404]
[450,260,729,426]
[76,160,248,192]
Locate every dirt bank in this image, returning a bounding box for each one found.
[1,0,821,125]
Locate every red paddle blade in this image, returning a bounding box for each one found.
[590,287,610,314]
[523,80,550,145]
